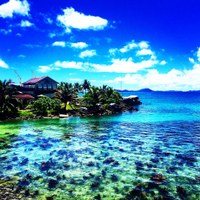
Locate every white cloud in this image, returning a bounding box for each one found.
[54,61,83,69]
[20,20,33,27]
[189,57,195,64]
[119,40,137,53]
[109,48,118,55]
[0,58,9,68]
[160,60,167,65]
[138,41,149,49]
[197,47,200,62]
[79,50,96,58]
[57,7,108,33]
[52,41,66,47]
[0,0,30,18]
[107,64,200,91]
[92,57,158,73]
[69,42,88,49]
[109,40,152,55]
[136,49,154,56]
[38,66,53,73]
[0,29,12,34]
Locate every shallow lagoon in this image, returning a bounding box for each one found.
[0,91,200,199]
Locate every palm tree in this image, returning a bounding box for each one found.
[74,82,82,93]
[82,79,91,94]
[55,82,78,111]
[99,86,122,104]
[83,86,100,113]
[0,79,18,119]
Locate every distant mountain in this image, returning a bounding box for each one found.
[116,88,154,92]
[136,88,154,92]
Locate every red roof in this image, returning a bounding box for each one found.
[15,94,35,99]
[23,76,47,85]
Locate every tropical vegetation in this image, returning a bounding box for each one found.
[0,79,141,120]
[0,79,19,119]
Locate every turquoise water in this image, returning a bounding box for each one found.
[0,91,200,199]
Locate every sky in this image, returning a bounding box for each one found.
[0,0,200,91]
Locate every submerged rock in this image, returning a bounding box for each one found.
[20,158,29,165]
[48,179,58,189]
[40,161,51,171]
[94,194,101,200]
[150,173,166,185]
[111,174,119,182]
[177,186,188,198]
[91,181,100,189]
[103,157,119,166]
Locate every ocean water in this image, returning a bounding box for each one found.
[0,91,200,199]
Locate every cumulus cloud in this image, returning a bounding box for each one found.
[92,57,158,73]
[119,40,137,53]
[69,42,88,49]
[38,66,53,73]
[0,58,9,68]
[0,0,30,18]
[37,60,87,73]
[57,7,108,33]
[160,60,167,65]
[20,20,33,27]
[138,41,149,49]
[79,50,96,58]
[52,41,66,47]
[106,64,200,91]
[109,40,153,56]
[54,61,84,69]
[136,49,154,56]
[197,47,200,62]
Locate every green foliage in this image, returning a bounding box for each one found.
[0,79,19,119]
[30,96,61,116]
[83,85,123,113]
[82,79,91,93]
[19,110,33,117]
[50,98,62,114]
[56,82,78,103]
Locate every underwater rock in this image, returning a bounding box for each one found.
[24,189,30,196]
[63,163,70,169]
[46,196,55,200]
[40,143,52,149]
[46,170,56,176]
[150,173,166,184]
[0,138,6,143]
[20,158,29,165]
[94,194,101,200]
[150,157,159,163]
[177,186,188,198]
[111,174,119,182]
[40,161,51,171]
[57,149,68,156]
[101,170,107,177]
[91,181,100,189]
[87,161,96,167]
[0,156,7,161]
[48,179,58,189]
[6,165,13,170]
[83,175,90,180]
[103,157,119,166]
[18,179,30,186]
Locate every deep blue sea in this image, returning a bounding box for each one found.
[0,91,200,199]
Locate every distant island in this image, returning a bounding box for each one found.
[117,88,154,92]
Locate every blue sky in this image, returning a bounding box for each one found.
[0,0,200,91]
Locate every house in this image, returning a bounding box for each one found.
[20,76,58,98]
